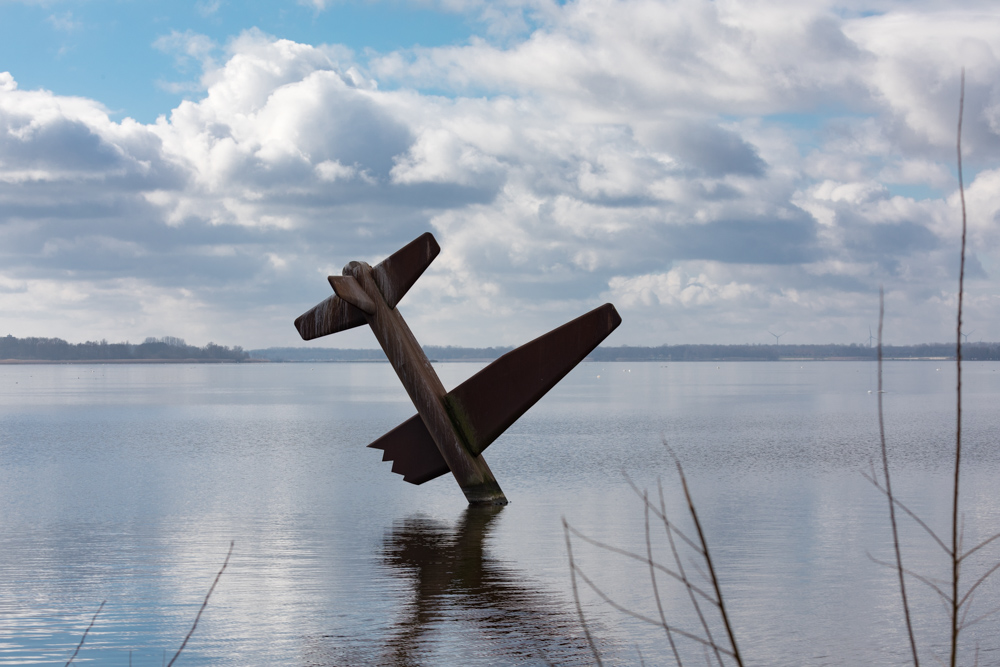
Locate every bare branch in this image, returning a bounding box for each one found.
[563,519,603,666]
[862,471,951,556]
[869,554,952,604]
[959,532,1000,564]
[572,563,736,657]
[645,491,683,666]
[624,473,704,555]
[65,600,105,667]
[167,541,234,667]
[951,66,968,667]
[960,604,1000,631]
[658,478,723,667]
[877,287,920,666]
[958,561,1000,610]
[565,523,719,605]
[667,447,743,666]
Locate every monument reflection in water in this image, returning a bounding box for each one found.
[306,507,595,666]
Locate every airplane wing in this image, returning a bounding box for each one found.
[294,293,367,340]
[293,232,441,340]
[368,303,622,484]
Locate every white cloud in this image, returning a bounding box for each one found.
[609,266,758,309]
[4,3,1000,348]
[47,11,82,33]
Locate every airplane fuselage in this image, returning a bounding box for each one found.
[337,261,508,505]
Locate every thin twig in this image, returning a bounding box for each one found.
[959,532,1000,564]
[571,565,736,656]
[65,600,105,667]
[869,554,952,604]
[863,470,952,556]
[565,524,719,605]
[877,287,920,665]
[645,490,683,665]
[960,604,1000,630]
[958,560,1000,610]
[564,518,603,666]
[657,477,723,667]
[951,67,967,667]
[624,474,705,555]
[668,449,743,666]
[166,541,234,667]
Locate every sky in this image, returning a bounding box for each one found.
[2,0,1000,350]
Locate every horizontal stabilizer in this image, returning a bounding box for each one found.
[372,232,440,309]
[368,414,449,485]
[444,303,622,456]
[294,294,366,341]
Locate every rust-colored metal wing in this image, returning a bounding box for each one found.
[372,232,440,309]
[368,414,449,484]
[367,303,621,483]
[293,294,367,340]
[444,303,621,456]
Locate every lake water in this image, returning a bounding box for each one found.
[2,361,1000,666]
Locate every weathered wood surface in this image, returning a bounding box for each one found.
[370,302,622,483]
[345,260,508,505]
[294,232,621,506]
[293,293,366,340]
[294,233,440,340]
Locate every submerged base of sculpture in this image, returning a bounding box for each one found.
[295,233,621,505]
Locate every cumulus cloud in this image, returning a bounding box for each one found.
[2,0,1000,347]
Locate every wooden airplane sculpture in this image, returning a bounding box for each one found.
[294,233,621,505]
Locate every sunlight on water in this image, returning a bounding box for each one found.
[1,361,1000,665]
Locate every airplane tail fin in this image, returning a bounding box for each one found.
[368,303,621,483]
[371,232,439,309]
[368,415,449,484]
[293,232,441,340]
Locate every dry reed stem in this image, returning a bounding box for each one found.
[645,490,684,665]
[876,287,920,665]
[564,453,743,665]
[668,449,743,667]
[951,66,967,667]
[166,540,234,667]
[564,523,718,605]
[863,469,951,555]
[563,518,603,666]
[64,600,105,666]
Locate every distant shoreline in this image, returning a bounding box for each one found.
[0,358,264,365]
[0,356,974,365]
[4,338,998,363]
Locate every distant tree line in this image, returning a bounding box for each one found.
[588,342,1000,361]
[250,345,515,362]
[251,342,1000,362]
[1,335,249,362]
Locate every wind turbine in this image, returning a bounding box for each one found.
[866,326,875,348]
[961,330,975,343]
[768,331,786,345]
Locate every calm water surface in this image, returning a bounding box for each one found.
[1,361,1000,665]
